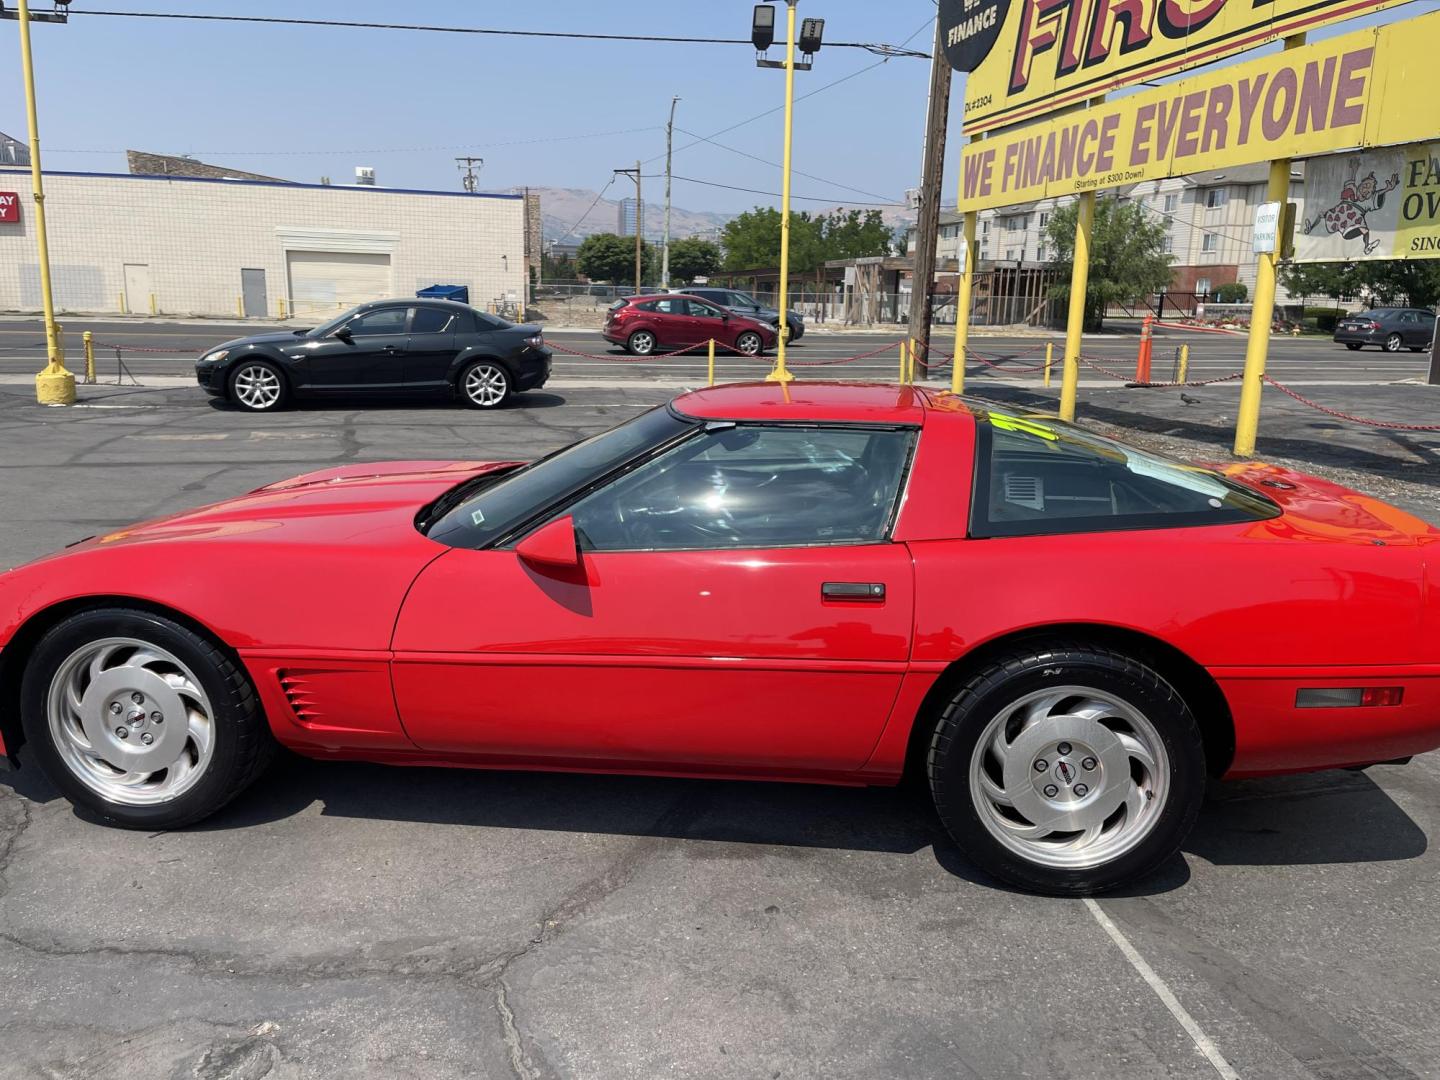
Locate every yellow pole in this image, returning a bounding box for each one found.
[1178,343,1190,383]
[707,337,716,387]
[951,210,976,395]
[1059,190,1094,422]
[83,329,94,383]
[1234,36,1303,456]
[237,296,244,319]
[899,338,908,384]
[118,293,126,314]
[1044,341,1054,387]
[149,292,157,316]
[17,0,74,405]
[766,1,798,385]
[279,297,288,319]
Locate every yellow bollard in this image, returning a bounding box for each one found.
[237,296,244,319]
[279,297,288,320]
[119,293,126,315]
[707,338,716,387]
[83,330,95,384]
[1044,342,1054,388]
[899,339,909,384]
[1178,342,1190,383]
[149,293,157,316]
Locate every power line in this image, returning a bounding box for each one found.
[673,127,900,204]
[670,175,900,207]
[70,10,930,56]
[551,178,616,245]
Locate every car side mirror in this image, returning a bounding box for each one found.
[516,515,580,569]
[721,312,730,320]
[334,326,353,342]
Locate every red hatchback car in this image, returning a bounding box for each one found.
[2,383,1438,894]
[603,294,777,357]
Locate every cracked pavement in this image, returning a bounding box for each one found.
[2,380,1439,1079]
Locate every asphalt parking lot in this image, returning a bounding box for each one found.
[2,331,1440,1079]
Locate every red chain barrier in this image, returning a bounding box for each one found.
[546,339,711,363]
[785,340,905,367]
[1079,355,1243,388]
[1262,376,1440,432]
[93,341,193,354]
[966,349,1050,373]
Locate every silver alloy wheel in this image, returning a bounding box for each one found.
[629,331,655,356]
[968,685,1169,870]
[736,332,762,356]
[1385,333,1403,352]
[46,637,216,806]
[233,363,282,410]
[463,363,509,407]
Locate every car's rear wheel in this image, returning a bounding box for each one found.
[1345,343,1363,351]
[927,642,1205,895]
[787,320,803,341]
[20,608,276,829]
[229,360,287,412]
[459,360,512,409]
[735,331,765,356]
[1385,333,1404,352]
[627,330,657,356]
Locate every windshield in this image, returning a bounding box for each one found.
[425,406,696,547]
[308,307,364,338]
[974,410,1278,538]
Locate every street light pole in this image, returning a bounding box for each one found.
[12,0,74,405]
[661,96,679,289]
[768,0,799,384]
[614,164,643,294]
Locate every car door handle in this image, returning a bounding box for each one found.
[822,582,886,601]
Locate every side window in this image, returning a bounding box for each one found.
[347,308,408,336]
[411,307,455,334]
[651,298,683,315]
[730,292,757,308]
[568,425,915,552]
[974,412,1278,538]
[688,300,725,320]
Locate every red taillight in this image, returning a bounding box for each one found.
[1296,687,1404,708]
[1361,687,1404,707]
[1367,321,1382,330]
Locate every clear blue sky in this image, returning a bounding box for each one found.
[2,0,1435,216]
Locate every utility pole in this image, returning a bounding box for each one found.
[614,163,643,294]
[661,95,680,289]
[456,156,483,193]
[3,0,74,405]
[906,12,951,380]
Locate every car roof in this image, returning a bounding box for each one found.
[671,382,976,425]
[354,297,473,312]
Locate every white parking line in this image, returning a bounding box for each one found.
[1083,898,1240,1080]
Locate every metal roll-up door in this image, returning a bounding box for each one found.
[286,250,392,319]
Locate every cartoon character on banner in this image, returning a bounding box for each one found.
[1303,159,1400,255]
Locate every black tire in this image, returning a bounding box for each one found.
[927,641,1205,895]
[1385,333,1403,352]
[228,359,288,412]
[787,320,804,341]
[1345,343,1363,351]
[458,359,512,409]
[1409,346,1425,353]
[735,331,765,357]
[20,608,276,830]
[627,330,657,356]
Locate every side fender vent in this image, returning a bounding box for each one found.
[278,670,324,726]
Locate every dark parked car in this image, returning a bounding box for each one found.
[603,294,778,356]
[1333,307,1435,352]
[195,298,551,412]
[681,286,805,341]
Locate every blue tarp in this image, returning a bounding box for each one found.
[416,284,470,304]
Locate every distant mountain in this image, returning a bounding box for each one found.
[512,187,734,244]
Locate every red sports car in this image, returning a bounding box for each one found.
[603,294,777,357]
[2,384,1437,894]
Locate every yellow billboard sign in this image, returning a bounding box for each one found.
[1297,143,1440,261]
[960,0,1415,137]
[957,11,1440,213]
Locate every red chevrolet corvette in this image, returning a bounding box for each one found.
[2,384,1437,893]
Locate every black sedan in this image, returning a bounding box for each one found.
[195,298,552,411]
[1333,307,1435,352]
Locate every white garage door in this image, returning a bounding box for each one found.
[286,250,392,319]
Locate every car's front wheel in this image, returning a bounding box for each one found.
[459,360,512,409]
[927,642,1205,895]
[787,320,803,341]
[1385,333,1404,352]
[20,608,276,829]
[735,331,765,356]
[229,360,287,412]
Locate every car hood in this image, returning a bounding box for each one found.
[209,331,312,352]
[51,461,520,559]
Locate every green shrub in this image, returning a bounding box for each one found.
[1305,306,1345,332]
[1213,282,1248,303]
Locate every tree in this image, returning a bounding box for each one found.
[666,237,722,285]
[720,206,891,273]
[1278,259,1440,310]
[1213,282,1248,303]
[1043,198,1173,329]
[576,233,656,285]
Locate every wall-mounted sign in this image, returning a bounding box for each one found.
[956,12,1438,213]
[0,192,19,224]
[1296,143,1440,262]
[958,0,1415,137]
